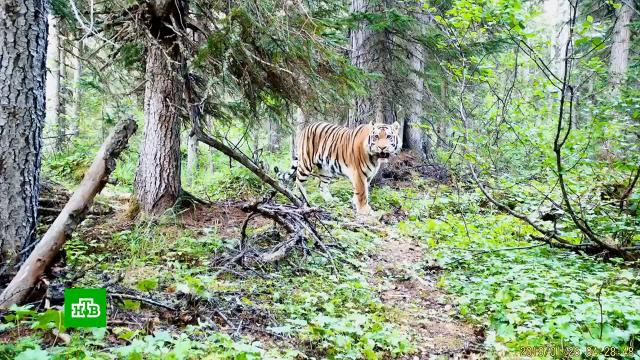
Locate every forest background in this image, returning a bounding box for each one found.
[0,0,639,358]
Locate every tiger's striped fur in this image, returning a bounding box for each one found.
[282,121,401,215]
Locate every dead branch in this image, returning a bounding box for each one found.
[620,164,640,211]
[0,119,137,308]
[183,71,303,207]
[109,293,176,311]
[240,194,331,264]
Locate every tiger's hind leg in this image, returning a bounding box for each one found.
[318,177,334,203]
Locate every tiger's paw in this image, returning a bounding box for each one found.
[356,205,380,222]
[356,204,373,215]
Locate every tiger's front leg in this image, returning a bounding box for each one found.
[351,173,372,215]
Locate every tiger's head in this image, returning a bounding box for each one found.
[366,121,401,161]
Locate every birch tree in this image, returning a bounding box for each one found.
[45,14,63,151]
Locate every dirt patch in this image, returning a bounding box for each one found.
[367,233,483,358]
[179,201,272,239]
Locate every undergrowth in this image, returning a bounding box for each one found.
[393,183,640,357]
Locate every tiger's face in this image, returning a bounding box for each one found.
[366,121,401,160]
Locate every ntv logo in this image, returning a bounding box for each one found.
[71,298,101,318]
[64,288,106,328]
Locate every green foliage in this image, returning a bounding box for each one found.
[393,185,640,356]
[43,141,95,184]
[271,275,411,359]
[112,330,264,360]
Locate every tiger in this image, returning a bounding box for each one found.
[280,121,401,215]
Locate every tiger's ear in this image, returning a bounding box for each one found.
[391,121,400,132]
[368,120,374,127]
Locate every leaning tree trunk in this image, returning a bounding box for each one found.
[134,45,183,216]
[403,40,426,158]
[0,0,48,272]
[609,1,634,93]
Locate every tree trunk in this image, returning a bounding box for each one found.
[609,2,634,93]
[69,40,83,134]
[186,133,198,186]
[134,0,187,216]
[542,0,570,78]
[207,148,216,175]
[134,45,183,216]
[292,107,306,159]
[0,119,137,308]
[267,119,281,152]
[349,0,395,126]
[403,41,426,158]
[45,15,61,150]
[55,38,66,151]
[0,0,48,272]
[437,79,449,148]
[252,126,261,162]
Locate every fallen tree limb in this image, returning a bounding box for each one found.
[109,293,176,311]
[0,119,137,308]
[467,163,638,259]
[240,194,331,264]
[211,193,337,273]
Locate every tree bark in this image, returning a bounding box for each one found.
[134,45,183,216]
[0,0,48,273]
[292,107,306,160]
[349,0,395,126]
[0,119,137,308]
[55,36,66,152]
[403,40,426,157]
[437,79,449,148]
[609,1,634,93]
[207,148,216,175]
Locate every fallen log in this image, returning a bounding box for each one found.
[0,119,137,308]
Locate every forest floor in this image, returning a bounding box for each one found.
[366,231,481,358]
[0,162,487,359]
[4,154,639,359]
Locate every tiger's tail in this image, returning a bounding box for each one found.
[275,156,299,184]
